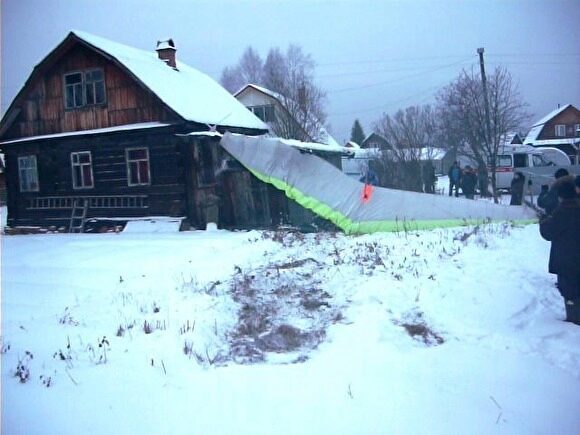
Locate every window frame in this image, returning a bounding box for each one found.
[63,68,106,110]
[70,151,94,190]
[125,147,151,186]
[18,155,40,192]
[249,104,276,123]
[496,155,512,167]
[84,68,106,106]
[64,71,84,109]
[554,124,566,137]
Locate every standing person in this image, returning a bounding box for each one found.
[510,172,525,205]
[539,180,580,325]
[448,161,462,197]
[537,168,570,215]
[461,166,477,199]
[422,161,436,194]
[477,163,489,197]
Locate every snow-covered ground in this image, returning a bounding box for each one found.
[2,220,579,434]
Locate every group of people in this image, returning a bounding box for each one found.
[538,169,580,325]
[447,161,489,199]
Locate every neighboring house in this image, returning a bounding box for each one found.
[524,104,580,164]
[360,132,390,150]
[234,84,340,147]
[0,30,275,230]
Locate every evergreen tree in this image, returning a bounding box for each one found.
[350,119,365,145]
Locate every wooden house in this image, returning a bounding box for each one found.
[0,31,289,231]
[524,104,580,164]
[360,132,390,150]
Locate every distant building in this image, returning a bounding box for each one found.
[360,132,390,150]
[524,104,580,164]
[234,84,340,147]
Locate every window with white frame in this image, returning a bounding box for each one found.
[71,151,94,189]
[249,105,276,123]
[18,155,39,192]
[126,148,151,186]
[555,124,566,137]
[64,69,106,109]
[575,124,580,136]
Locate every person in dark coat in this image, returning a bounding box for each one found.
[509,172,525,205]
[539,180,580,325]
[422,161,436,194]
[537,168,569,215]
[461,166,477,199]
[477,163,489,197]
[448,161,462,197]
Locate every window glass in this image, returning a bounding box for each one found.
[64,69,106,108]
[513,154,528,168]
[18,155,39,192]
[532,154,553,166]
[497,155,512,167]
[126,148,150,186]
[71,151,94,189]
[555,124,566,137]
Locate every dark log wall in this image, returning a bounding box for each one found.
[4,128,187,228]
[4,43,178,140]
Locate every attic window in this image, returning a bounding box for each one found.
[554,124,566,137]
[249,105,276,123]
[64,69,106,109]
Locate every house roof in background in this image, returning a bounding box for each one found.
[524,104,572,143]
[234,83,340,147]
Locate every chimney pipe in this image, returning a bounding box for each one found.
[156,38,176,68]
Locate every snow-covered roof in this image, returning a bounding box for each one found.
[530,138,580,147]
[0,122,171,145]
[524,104,572,143]
[67,31,267,130]
[234,83,339,146]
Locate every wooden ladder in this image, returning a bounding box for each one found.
[69,199,88,233]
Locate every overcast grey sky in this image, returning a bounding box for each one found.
[2,0,579,143]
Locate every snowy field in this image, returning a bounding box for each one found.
[2,218,579,434]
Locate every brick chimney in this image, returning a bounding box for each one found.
[156,38,176,68]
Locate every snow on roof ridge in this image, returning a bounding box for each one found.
[67,31,267,131]
[530,104,572,128]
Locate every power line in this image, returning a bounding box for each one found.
[317,54,474,68]
[329,80,450,117]
[327,57,473,94]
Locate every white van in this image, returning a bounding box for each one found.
[491,145,572,193]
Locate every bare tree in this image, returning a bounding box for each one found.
[221,44,327,142]
[219,46,263,94]
[220,65,243,94]
[373,105,438,192]
[437,67,529,201]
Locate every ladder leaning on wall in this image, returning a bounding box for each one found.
[69,198,88,233]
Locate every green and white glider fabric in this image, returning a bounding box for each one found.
[220,133,536,234]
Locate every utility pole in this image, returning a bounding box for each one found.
[477,47,492,149]
[477,47,498,203]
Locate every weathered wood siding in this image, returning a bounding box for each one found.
[4,128,187,228]
[4,43,179,140]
